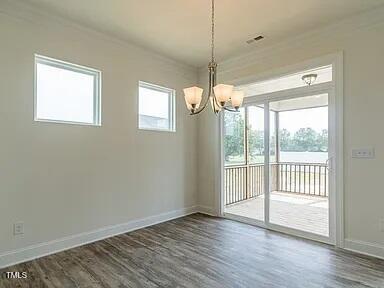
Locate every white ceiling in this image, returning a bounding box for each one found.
[22,0,384,67]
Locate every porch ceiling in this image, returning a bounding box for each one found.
[270,94,328,112]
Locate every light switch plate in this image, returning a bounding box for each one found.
[13,222,24,235]
[351,148,375,159]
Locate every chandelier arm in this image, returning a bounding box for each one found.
[212,90,221,113]
[189,62,216,115]
[189,87,212,115]
[209,63,222,115]
[223,106,239,112]
[189,100,209,115]
[189,105,207,115]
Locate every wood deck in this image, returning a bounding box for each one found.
[225,191,329,236]
[1,214,383,288]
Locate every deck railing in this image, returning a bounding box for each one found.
[224,162,328,205]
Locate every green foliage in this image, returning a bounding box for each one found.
[281,127,328,152]
[293,128,318,151]
[248,129,264,156]
[224,112,245,161]
[316,129,328,152]
[224,114,328,162]
[279,129,291,150]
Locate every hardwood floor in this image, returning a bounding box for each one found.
[1,214,383,288]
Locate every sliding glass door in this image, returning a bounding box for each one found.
[268,94,329,237]
[224,105,265,222]
[223,93,333,243]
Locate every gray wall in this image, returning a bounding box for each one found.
[0,2,198,256]
[197,8,384,255]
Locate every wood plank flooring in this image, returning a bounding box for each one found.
[1,213,383,288]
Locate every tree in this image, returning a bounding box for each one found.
[279,129,291,151]
[224,112,245,161]
[316,129,328,152]
[248,129,264,157]
[292,128,318,152]
[224,111,328,161]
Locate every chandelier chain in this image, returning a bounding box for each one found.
[183,0,244,115]
[211,0,215,63]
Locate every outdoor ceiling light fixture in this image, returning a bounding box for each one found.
[302,73,318,86]
[183,0,244,115]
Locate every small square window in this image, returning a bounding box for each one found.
[138,81,176,132]
[34,55,101,125]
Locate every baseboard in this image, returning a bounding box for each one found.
[3,210,382,270]
[197,205,217,216]
[344,238,384,260]
[0,206,198,269]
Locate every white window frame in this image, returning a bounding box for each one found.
[138,81,176,132]
[34,54,102,126]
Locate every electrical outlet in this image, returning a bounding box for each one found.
[380,219,384,232]
[13,222,24,235]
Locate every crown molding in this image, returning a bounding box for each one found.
[199,5,384,75]
[2,0,383,82]
[0,0,197,76]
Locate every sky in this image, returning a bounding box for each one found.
[279,107,328,133]
[139,87,169,119]
[36,63,95,123]
[37,61,171,124]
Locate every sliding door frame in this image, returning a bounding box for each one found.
[218,52,344,247]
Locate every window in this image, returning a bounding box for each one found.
[138,81,175,132]
[35,55,101,125]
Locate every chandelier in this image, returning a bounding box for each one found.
[183,0,244,115]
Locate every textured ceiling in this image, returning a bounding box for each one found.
[22,0,384,67]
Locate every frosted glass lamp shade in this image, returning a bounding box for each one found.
[231,91,244,109]
[302,74,317,86]
[213,84,234,106]
[183,86,203,111]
